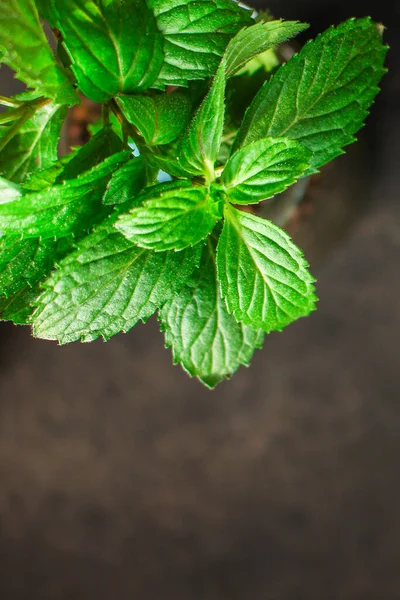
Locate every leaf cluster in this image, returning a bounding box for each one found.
[0,1,387,386]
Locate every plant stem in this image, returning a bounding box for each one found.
[109,99,143,151]
[0,105,32,125]
[102,103,110,126]
[0,95,23,108]
[0,97,52,153]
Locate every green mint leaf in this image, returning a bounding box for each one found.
[53,0,163,102]
[22,126,122,191]
[34,0,57,25]
[0,151,130,239]
[234,18,387,172]
[0,232,74,324]
[0,102,67,184]
[116,92,192,146]
[0,235,61,323]
[103,158,147,206]
[23,155,76,192]
[160,234,264,388]
[222,136,311,204]
[149,0,253,86]
[216,205,317,332]
[224,19,308,77]
[179,64,226,180]
[144,142,193,179]
[116,184,223,251]
[0,0,77,105]
[32,220,202,343]
[0,129,127,323]
[58,126,123,182]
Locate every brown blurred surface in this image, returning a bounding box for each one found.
[0,2,399,598]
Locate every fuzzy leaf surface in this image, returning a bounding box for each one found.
[0,103,67,184]
[116,184,223,251]
[222,137,311,204]
[53,0,164,101]
[224,19,308,77]
[216,205,317,332]
[179,65,226,178]
[0,152,130,238]
[116,92,192,146]
[149,0,252,86]
[32,221,202,343]
[0,0,77,104]
[234,18,387,172]
[160,235,264,388]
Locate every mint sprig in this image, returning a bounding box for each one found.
[0,5,387,388]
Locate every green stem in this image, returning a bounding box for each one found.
[0,104,32,124]
[0,97,51,153]
[102,103,110,126]
[0,95,23,108]
[109,99,143,151]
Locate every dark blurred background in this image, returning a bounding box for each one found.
[0,1,399,598]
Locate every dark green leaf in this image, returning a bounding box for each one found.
[103,158,146,206]
[58,126,123,182]
[34,0,57,25]
[179,64,226,180]
[0,102,67,184]
[0,0,77,104]
[22,126,123,191]
[0,151,130,238]
[160,235,264,388]
[53,0,164,102]
[216,205,317,332]
[32,220,202,343]
[0,131,128,323]
[222,137,311,204]
[149,0,253,86]
[234,18,387,172]
[116,92,192,146]
[224,19,308,77]
[116,184,223,251]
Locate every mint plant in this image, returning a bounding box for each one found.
[0,1,387,387]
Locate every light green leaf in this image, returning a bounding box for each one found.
[216,205,317,332]
[0,177,22,203]
[0,0,77,104]
[179,64,226,180]
[222,137,311,204]
[116,92,192,146]
[224,19,308,77]
[116,184,223,251]
[103,158,146,206]
[32,220,202,343]
[53,0,164,102]
[149,0,253,86]
[234,18,387,172]
[160,234,264,388]
[0,102,67,184]
[0,151,130,238]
